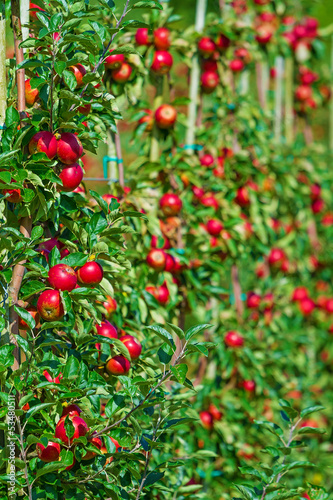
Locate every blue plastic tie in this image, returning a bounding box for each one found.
[103,156,123,180]
[0,125,6,130]
[181,144,203,151]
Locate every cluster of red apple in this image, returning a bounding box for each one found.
[295,67,319,112]
[137,104,177,131]
[35,261,103,322]
[283,16,319,54]
[254,12,278,45]
[3,129,84,203]
[36,403,120,468]
[292,284,333,324]
[246,291,274,325]
[135,26,173,75]
[199,404,222,430]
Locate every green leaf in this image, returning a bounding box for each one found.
[14,305,35,330]
[143,471,164,487]
[185,324,211,341]
[63,69,77,91]
[35,462,64,478]
[170,364,188,384]
[132,0,163,10]
[61,252,88,268]
[166,322,185,339]
[234,484,255,500]
[110,339,131,362]
[300,405,325,419]
[297,427,326,435]
[146,325,175,350]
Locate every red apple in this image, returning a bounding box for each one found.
[192,186,205,200]
[155,104,177,129]
[138,109,154,131]
[58,163,84,192]
[69,64,86,87]
[150,51,173,74]
[229,59,245,72]
[135,28,150,46]
[200,154,215,167]
[48,264,77,291]
[106,355,131,375]
[153,27,171,50]
[18,306,40,330]
[77,261,103,287]
[2,184,22,203]
[102,296,117,316]
[157,285,170,305]
[61,404,82,417]
[151,234,171,250]
[43,370,62,384]
[208,404,222,421]
[111,62,132,83]
[200,194,219,211]
[57,133,83,165]
[243,380,256,392]
[202,60,218,72]
[198,37,216,57]
[82,435,103,460]
[29,131,57,159]
[292,287,308,302]
[96,320,117,339]
[235,186,250,207]
[104,51,125,70]
[206,219,223,236]
[159,193,182,216]
[225,331,244,348]
[146,249,166,271]
[37,290,64,321]
[216,34,230,50]
[55,414,89,445]
[36,441,60,462]
[120,334,142,360]
[200,411,213,430]
[246,292,261,309]
[25,78,39,106]
[256,25,273,44]
[298,298,315,316]
[30,2,45,18]
[295,85,312,101]
[201,71,219,94]
[268,248,286,266]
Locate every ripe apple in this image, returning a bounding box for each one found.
[295,85,312,101]
[235,186,250,207]
[102,295,117,316]
[38,237,60,260]
[201,71,219,94]
[77,261,104,286]
[36,441,60,462]
[325,298,333,313]
[192,185,205,200]
[229,59,245,72]
[224,330,244,348]
[199,411,213,430]
[208,404,222,421]
[146,249,166,271]
[268,247,286,266]
[150,51,173,74]
[200,154,214,167]
[48,264,77,291]
[106,355,131,375]
[206,219,223,236]
[246,292,261,309]
[25,78,39,106]
[202,60,218,72]
[243,380,256,392]
[59,163,84,192]
[153,27,171,50]
[151,234,171,250]
[159,193,182,216]
[135,28,150,46]
[256,25,273,44]
[157,285,170,305]
[120,334,142,360]
[55,414,89,445]
[311,198,324,214]
[200,193,219,210]
[292,287,308,302]
[69,64,86,87]
[18,305,40,330]
[29,131,57,159]
[2,184,22,203]
[82,435,103,460]
[155,104,177,129]
[198,37,216,57]
[299,298,315,316]
[30,2,45,18]
[57,133,83,164]
[138,109,154,131]
[96,320,118,340]
[216,34,230,50]
[37,290,64,321]
[111,62,132,83]
[104,51,125,70]
[62,404,82,417]
[78,103,91,115]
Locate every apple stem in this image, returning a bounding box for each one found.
[274,55,284,143]
[185,0,207,153]
[0,3,6,138]
[284,57,294,145]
